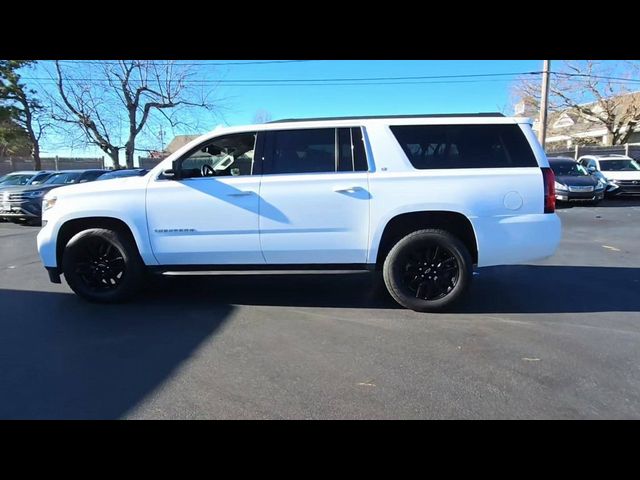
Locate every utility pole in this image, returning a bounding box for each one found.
[159,128,165,153]
[538,60,551,149]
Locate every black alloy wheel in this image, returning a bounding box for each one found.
[62,228,145,303]
[401,243,459,301]
[73,236,126,291]
[383,229,473,312]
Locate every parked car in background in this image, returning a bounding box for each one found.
[96,168,148,181]
[0,169,107,225]
[0,171,56,222]
[578,155,640,197]
[0,170,55,189]
[548,157,606,205]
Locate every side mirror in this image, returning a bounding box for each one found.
[162,160,181,180]
[162,168,177,179]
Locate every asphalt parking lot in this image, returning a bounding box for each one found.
[1,199,640,419]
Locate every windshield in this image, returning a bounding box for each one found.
[29,173,52,185]
[43,172,82,185]
[551,162,589,176]
[599,159,640,171]
[97,169,146,180]
[0,174,34,186]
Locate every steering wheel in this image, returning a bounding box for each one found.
[201,164,215,177]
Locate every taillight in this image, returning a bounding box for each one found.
[541,167,556,213]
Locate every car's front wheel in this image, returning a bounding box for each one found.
[382,229,473,312]
[61,228,145,303]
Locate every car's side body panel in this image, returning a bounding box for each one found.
[145,174,264,265]
[258,170,371,264]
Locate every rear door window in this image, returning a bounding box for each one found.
[389,124,538,169]
[264,127,369,175]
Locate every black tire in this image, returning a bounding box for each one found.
[382,229,473,312]
[61,228,145,303]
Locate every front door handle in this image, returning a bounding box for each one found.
[333,186,364,194]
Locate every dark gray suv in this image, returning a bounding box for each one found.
[0,169,107,225]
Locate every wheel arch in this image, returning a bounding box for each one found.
[373,210,479,270]
[56,217,143,269]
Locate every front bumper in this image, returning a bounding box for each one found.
[607,185,640,196]
[556,190,605,202]
[37,215,58,268]
[0,199,42,219]
[46,267,61,284]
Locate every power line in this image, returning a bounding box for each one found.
[19,78,535,87]
[19,70,640,88]
[20,71,542,86]
[166,71,544,83]
[37,70,543,83]
[52,60,315,66]
[551,71,640,84]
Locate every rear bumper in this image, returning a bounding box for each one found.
[473,213,562,267]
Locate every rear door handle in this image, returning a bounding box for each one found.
[227,191,255,197]
[333,186,364,193]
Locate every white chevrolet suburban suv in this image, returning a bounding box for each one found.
[37,113,561,312]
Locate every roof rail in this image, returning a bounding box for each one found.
[267,113,505,123]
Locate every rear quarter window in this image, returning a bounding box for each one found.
[389,124,538,169]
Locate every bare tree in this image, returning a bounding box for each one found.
[51,60,214,168]
[0,60,47,169]
[512,60,640,146]
[252,109,273,124]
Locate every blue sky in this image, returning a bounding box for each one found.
[28,60,543,159]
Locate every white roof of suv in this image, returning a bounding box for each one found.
[208,113,533,138]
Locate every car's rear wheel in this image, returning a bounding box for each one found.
[61,228,145,303]
[382,229,473,312]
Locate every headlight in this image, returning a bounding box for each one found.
[554,181,567,191]
[596,180,606,190]
[42,196,57,211]
[25,190,45,198]
[608,179,618,185]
